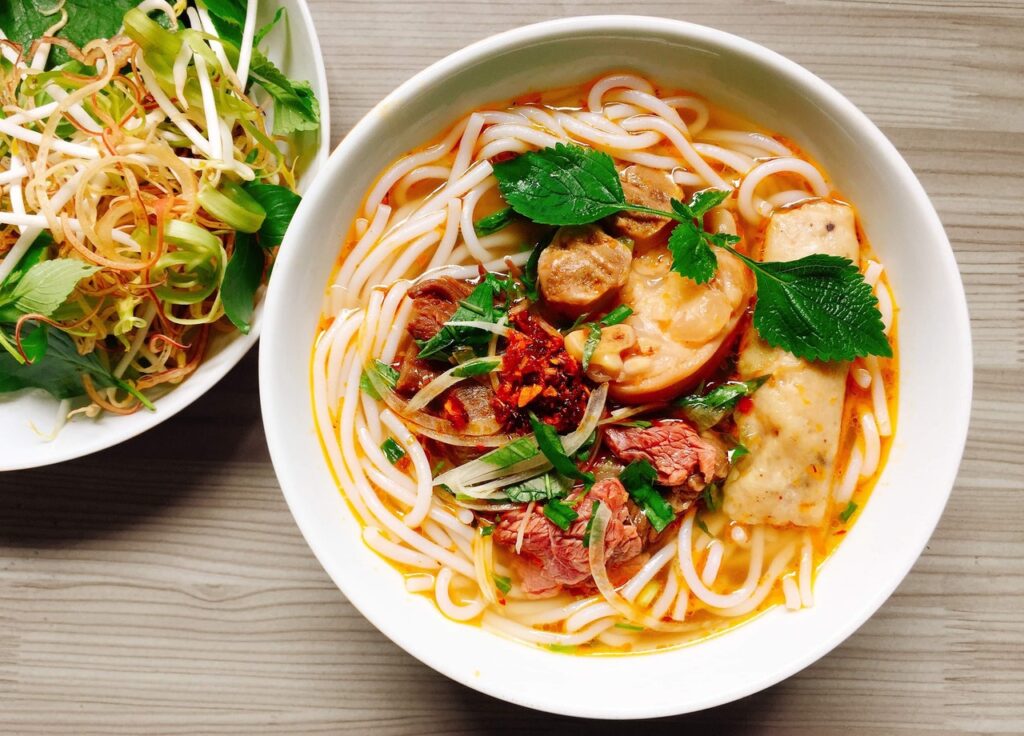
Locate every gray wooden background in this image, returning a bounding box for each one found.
[2,1,1022,733]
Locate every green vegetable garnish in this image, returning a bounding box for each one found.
[614,622,644,631]
[474,206,514,237]
[493,574,512,594]
[452,356,501,378]
[543,497,580,531]
[221,232,264,334]
[582,500,600,548]
[0,258,98,325]
[619,460,675,533]
[581,323,602,371]
[701,483,720,512]
[528,412,595,488]
[676,376,770,430]
[478,524,494,537]
[577,305,633,372]
[840,501,858,523]
[504,471,572,503]
[380,437,406,465]
[695,516,712,537]
[728,443,750,463]
[493,144,891,362]
[243,183,302,248]
[481,436,539,469]
[417,274,508,360]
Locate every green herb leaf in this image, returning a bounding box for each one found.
[474,206,514,237]
[573,430,597,462]
[667,219,717,285]
[614,622,644,632]
[543,497,580,531]
[253,6,285,45]
[492,143,626,226]
[380,437,406,465]
[529,412,595,488]
[581,323,601,371]
[688,189,732,217]
[732,250,894,362]
[480,436,539,469]
[520,230,555,302]
[695,516,711,536]
[0,326,119,399]
[452,356,501,378]
[600,305,633,326]
[547,643,578,654]
[676,376,769,430]
[478,524,494,537]
[247,50,321,136]
[220,233,264,334]
[493,574,512,594]
[0,233,51,289]
[373,360,399,391]
[839,501,858,523]
[619,460,675,533]
[701,483,720,512]
[417,275,506,360]
[728,443,750,463]
[243,183,301,248]
[621,420,653,428]
[504,471,572,503]
[359,371,381,400]
[0,0,141,67]
[582,499,600,547]
[0,259,98,320]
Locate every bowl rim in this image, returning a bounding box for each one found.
[260,14,972,718]
[0,0,331,472]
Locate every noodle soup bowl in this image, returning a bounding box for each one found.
[260,15,971,718]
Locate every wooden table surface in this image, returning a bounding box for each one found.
[2,1,1022,733]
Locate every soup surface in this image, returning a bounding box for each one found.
[312,72,897,654]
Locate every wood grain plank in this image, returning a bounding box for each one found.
[1,0,1022,733]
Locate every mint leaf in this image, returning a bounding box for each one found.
[243,183,300,248]
[736,251,893,362]
[688,189,731,217]
[668,220,717,284]
[221,232,264,334]
[0,259,98,320]
[492,143,626,226]
[248,50,320,136]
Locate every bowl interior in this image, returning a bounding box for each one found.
[0,0,330,471]
[260,16,970,718]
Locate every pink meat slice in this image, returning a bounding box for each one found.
[493,478,647,596]
[605,420,728,488]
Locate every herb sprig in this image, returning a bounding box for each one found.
[493,143,891,362]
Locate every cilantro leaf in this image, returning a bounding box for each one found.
[492,143,626,226]
[504,471,572,503]
[734,251,893,362]
[668,220,717,284]
[619,459,675,533]
[221,233,264,334]
[676,376,769,430]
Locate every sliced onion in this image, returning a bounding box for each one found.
[598,403,664,426]
[363,359,502,437]
[445,320,510,336]
[405,422,513,448]
[437,383,608,498]
[588,502,701,633]
[406,355,502,413]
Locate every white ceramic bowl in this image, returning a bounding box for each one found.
[260,16,971,718]
[0,0,330,471]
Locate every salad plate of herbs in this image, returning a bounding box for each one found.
[0,0,328,469]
